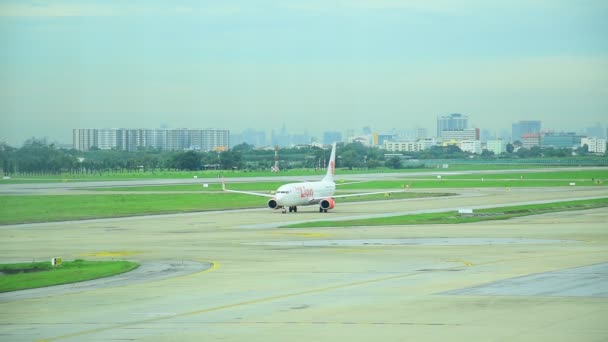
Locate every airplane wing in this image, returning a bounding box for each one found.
[314,189,404,201]
[221,177,275,198]
[330,190,403,199]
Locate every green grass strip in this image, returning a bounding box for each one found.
[283,198,608,228]
[0,192,451,225]
[0,193,263,224]
[0,260,139,292]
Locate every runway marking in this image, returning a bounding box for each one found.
[39,270,421,341]
[155,260,220,284]
[446,259,473,267]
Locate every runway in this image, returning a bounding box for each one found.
[1,186,607,341]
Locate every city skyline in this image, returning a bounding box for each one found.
[1,118,607,148]
[1,1,607,146]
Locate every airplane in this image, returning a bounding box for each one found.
[222,143,402,213]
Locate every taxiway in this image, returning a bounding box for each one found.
[0,186,607,341]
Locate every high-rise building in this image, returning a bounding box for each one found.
[72,128,229,151]
[486,139,506,154]
[166,129,190,151]
[460,140,482,154]
[441,128,479,141]
[541,132,582,149]
[201,129,230,151]
[521,133,540,149]
[323,131,342,145]
[437,113,468,138]
[96,129,118,150]
[416,128,428,140]
[373,132,395,146]
[512,120,541,142]
[72,129,96,151]
[584,123,604,138]
[242,129,266,147]
[148,129,168,150]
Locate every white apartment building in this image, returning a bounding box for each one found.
[521,133,540,149]
[460,140,482,154]
[581,137,607,154]
[383,140,425,152]
[73,129,96,151]
[96,129,119,150]
[440,128,479,141]
[486,139,506,154]
[73,128,229,151]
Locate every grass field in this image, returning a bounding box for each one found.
[0,193,260,224]
[0,191,452,225]
[0,260,139,292]
[283,198,608,228]
[0,164,574,183]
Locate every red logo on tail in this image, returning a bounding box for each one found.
[330,161,335,176]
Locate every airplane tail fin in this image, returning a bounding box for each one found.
[322,143,336,183]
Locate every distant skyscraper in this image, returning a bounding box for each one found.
[584,123,604,138]
[437,113,468,138]
[323,131,342,145]
[242,129,266,147]
[271,125,290,147]
[512,120,541,142]
[415,128,428,140]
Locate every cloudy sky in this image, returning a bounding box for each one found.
[1,0,607,145]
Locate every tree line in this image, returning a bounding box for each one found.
[0,138,604,175]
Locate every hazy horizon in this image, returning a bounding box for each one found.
[1,1,607,146]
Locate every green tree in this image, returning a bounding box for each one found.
[173,151,200,171]
[219,150,243,170]
[385,156,402,169]
[481,149,495,158]
[576,144,589,156]
[232,143,255,153]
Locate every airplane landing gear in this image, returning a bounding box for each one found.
[288,206,298,213]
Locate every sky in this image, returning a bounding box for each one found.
[1,0,607,145]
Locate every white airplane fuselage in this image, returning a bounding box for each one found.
[272,180,336,208]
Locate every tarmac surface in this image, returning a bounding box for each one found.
[0,184,607,341]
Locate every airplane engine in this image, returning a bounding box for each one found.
[320,198,335,210]
[267,199,281,209]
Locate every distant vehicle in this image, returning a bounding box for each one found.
[222,143,402,213]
